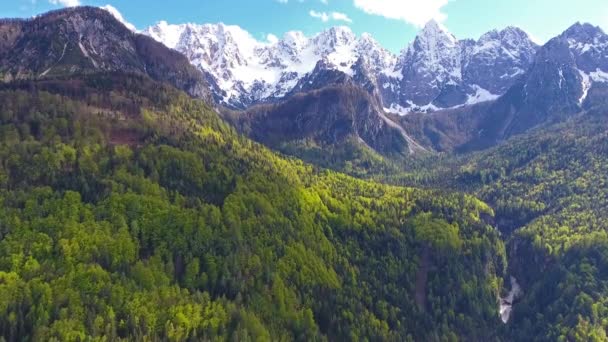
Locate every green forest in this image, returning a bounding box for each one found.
[2,5,608,342]
[0,74,510,341]
[244,85,608,341]
[378,110,608,341]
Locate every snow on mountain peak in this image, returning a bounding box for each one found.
[563,22,606,40]
[145,21,183,48]
[282,31,308,48]
[143,20,538,112]
[419,20,457,45]
[144,21,398,107]
[479,27,533,46]
[400,19,462,88]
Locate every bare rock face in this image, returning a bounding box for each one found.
[226,83,420,157]
[0,6,211,102]
[397,20,463,108]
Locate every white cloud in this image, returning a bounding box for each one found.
[353,0,449,27]
[100,5,137,31]
[309,10,329,22]
[48,0,80,6]
[266,33,279,44]
[309,10,352,23]
[331,12,352,23]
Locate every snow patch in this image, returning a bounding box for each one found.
[466,85,500,105]
[590,68,608,82]
[78,38,98,68]
[578,69,591,104]
[384,103,412,116]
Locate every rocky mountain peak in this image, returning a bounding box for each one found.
[142,17,539,113]
[475,22,608,143]
[402,20,460,73]
[0,6,211,101]
[418,20,458,45]
[312,26,357,55]
[281,31,308,50]
[479,27,534,48]
[562,22,606,41]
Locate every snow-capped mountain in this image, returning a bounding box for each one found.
[380,21,538,114]
[144,22,395,108]
[465,22,608,149]
[143,20,537,113]
[513,22,608,117]
[518,23,601,115]
[463,26,538,94]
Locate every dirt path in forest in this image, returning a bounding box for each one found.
[415,246,431,311]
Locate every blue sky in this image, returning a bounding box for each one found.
[3,0,608,52]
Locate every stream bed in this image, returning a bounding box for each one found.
[499,276,522,323]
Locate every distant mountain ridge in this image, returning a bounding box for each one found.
[2,7,608,159]
[143,22,396,108]
[397,22,608,152]
[470,22,608,149]
[143,19,538,113]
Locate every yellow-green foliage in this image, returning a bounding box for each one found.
[0,77,504,341]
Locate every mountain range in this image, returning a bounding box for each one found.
[4,7,607,158]
[141,15,608,157]
[1,6,608,341]
[143,19,539,115]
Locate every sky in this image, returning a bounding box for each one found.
[2,0,608,52]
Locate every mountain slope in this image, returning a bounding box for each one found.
[223,82,426,168]
[378,102,608,341]
[468,22,608,149]
[0,70,507,340]
[0,7,211,101]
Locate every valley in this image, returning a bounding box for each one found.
[0,4,607,341]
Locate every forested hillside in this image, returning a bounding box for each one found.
[3,5,608,342]
[383,109,608,341]
[0,74,506,341]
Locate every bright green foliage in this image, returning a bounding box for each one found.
[412,213,462,253]
[0,75,505,341]
[381,111,608,341]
